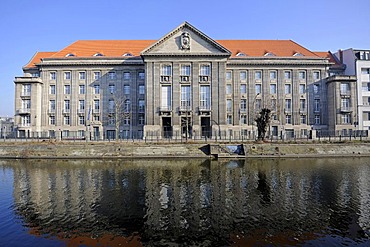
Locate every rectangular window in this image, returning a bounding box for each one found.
[108,99,115,113]
[340,83,350,95]
[240,115,247,124]
[138,100,145,113]
[64,72,71,80]
[240,99,247,112]
[270,84,277,94]
[21,115,31,126]
[300,99,306,110]
[255,71,262,80]
[49,100,55,112]
[200,85,211,110]
[255,84,261,94]
[109,72,116,80]
[79,116,85,125]
[50,116,55,125]
[227,115,232,124]
[138,114,145,125]
[314,84,320,94]
[161,85,172,111]
[284,71,291,79]
[161,65,172,76]
[79,85,85,94]
[315,115,320,125]
[94,71,101,80]
[301,115,307,124]
[270,71,277,80]
[22,99,31,110]
[123,85,130,95]
[240,71,247,81]
[22,84,31,96]
[200,65,210,76]
[341,98,350,110]
[50,72,56,80]
[313,71,320,80]
[181,65,191,76]
[64,85,71,94]
[299,71,306,80]
[138,72,145,80]
[286,115,292,124]
[180,85,191,110]
[94,100,100,110]
[299,84,306,94]
[123,72,131,80]
[226,71,232,80]
[94,85,100,94]
[64,100,70,112]
[226,84,232,94]
[227,99,232,112]
[285,84,291,94]
[79,72,86,80]
[255,99,261,110]
[285,99,292,111]
[50,85,56,94]
[109,84,115,94]
[64,116,70,125]
[32,72,39,77]
[342,114,350,124]
[314,99,320,112]
[139,85,145,95]
[240,84,247,94]
[79,100,85,111]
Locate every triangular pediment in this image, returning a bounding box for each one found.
[141,22,231,57]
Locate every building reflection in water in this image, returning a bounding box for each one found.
[7,157,370,246]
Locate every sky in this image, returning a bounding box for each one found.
[0,0,369,116]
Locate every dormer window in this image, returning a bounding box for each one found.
[264,52,276,56]
[93,53,104,57]
[236,52,247,57]
[65,53,75,57]
[123,53,133,57]
[293,52,304,56]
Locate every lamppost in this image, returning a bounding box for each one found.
[251,93,260,140]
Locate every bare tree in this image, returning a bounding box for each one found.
[107,93,130,140]
[255,108,271,141]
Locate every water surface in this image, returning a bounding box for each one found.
[0,158,370,246]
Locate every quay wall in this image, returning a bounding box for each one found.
[0,141,370,159]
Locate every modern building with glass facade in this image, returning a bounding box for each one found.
[15,22,356,140]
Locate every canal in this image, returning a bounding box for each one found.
[0,158,369,246]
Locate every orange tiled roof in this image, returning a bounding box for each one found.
[24,39,321,68]
[24,51,56,69]
[314,51,340,64]
[218,40,319,57]
[50,40,156,58]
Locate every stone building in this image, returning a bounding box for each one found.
[14,22,333,139]
[0,116,14,138]
[334,49,370,132]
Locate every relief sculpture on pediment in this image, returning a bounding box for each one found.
[181,32,190,50]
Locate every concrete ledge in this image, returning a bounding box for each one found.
[0,142,369,159]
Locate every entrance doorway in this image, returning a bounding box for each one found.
[201,117,211,138]
[162,117,172,138]
[107,130,115,140]
[93,127,100,140]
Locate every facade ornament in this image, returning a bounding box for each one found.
[181,32,190,50]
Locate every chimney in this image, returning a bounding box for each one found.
[338,49,343,63]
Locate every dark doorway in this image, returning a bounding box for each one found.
[107,130,115,140]
[201,117,211,138]
[162,117,172,138]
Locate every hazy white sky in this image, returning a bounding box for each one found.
[1,0,369,116]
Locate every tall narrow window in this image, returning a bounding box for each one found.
[109,84,115,94]
[226,71,232,80]
[227,99,232,112]
[314,99,320,112]
[161,85,172,111]
[94,85,100,94]
[200,85,210,110]
[255,84,261,94]
[139,85,145,95]
[240,71,247,81]
[255,71,262,80]
[123,85,130,94]
[49,100,55,112]
[314,84,320,94]
[94,72,101,80]
[181,65,191,76]
[64,72,71,80]
[50,72,56,80]
[300,99,306,110]
[64,100,70,112]
[240,99,247,112]
[123,72,131,80]
[64,85,71,94]
[109,72,116,80]
[108,99,115,113]
[299,84,306,94]
[180,85,191,110]
[285,84,291,94]
[270,71,277,80]
[79,72,86,80]
[79,85,85,94]
[240,84,247,94]
[285,99,292,111]
[138,100,145,113]
[226,84,232,95]
[199,65,210,82]
[22,84,31,96]
[270,84,277,94]
[50,85,56,95]
[79,100,85,111]
[284,71,291,80]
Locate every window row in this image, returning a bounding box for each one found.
[50,100,145,113]
[48,114,145,126]
[49,84,145,95]
[49,71,145,80]
[226,70,321,81]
